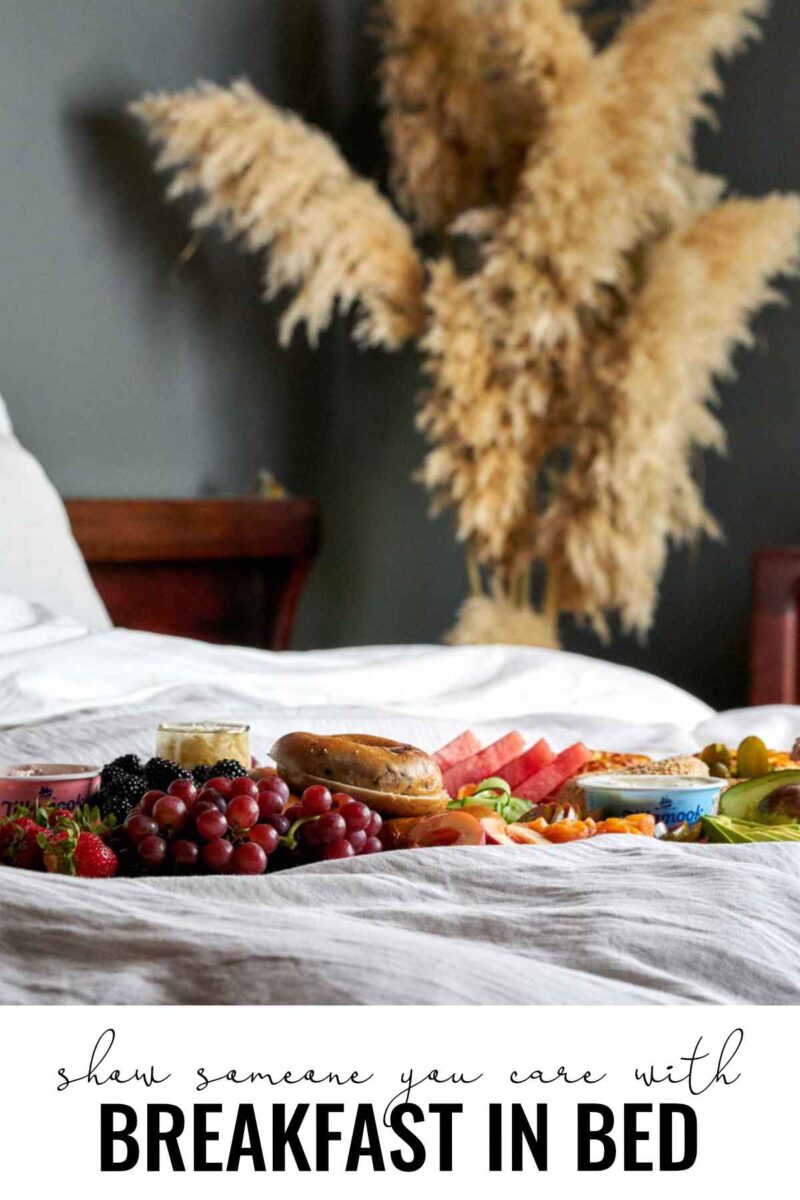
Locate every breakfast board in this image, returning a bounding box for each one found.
[2,721,799,878]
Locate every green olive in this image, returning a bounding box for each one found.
[664,821,703,843]
[708,761,730,779]
[736,735,769,779]
[700,742,731,768]
[664,822,688,842]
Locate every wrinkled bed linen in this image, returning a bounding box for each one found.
[2,840,798,1005]
[0,598,798,1005]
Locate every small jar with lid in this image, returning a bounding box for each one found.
[156,722,250,771]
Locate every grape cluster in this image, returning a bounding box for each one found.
[280,785,384,865]
[119,774,384,875]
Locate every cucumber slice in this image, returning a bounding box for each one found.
[497,795,534,824]
[719,769,800,824]
[474,776,512,794]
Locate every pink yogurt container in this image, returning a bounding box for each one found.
[0,764,101,818]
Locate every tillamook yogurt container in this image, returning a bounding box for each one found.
[575,773,726,829]
[0,764,101,818]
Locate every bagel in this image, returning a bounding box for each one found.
[270,732,448,817]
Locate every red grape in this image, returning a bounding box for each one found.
[192,798,217,819]
[138,834,167,868]
[284,804,306,824]
[230,777,258,798]
[140,789,165,815]
[195,807,228,841]
[153,795,188,832]
[259,776,289,803]
[167,777,197,805]
[347,829,367,854]
[204,776,233,798]
[125,813,158,844]
[341,801,370,831]
[249,824,279,855]
[199,789,227,813]
[331,791,353,809]
[325,838,355,860]
[171,839,200,869]
[362,836,383,855]
[201,838,234,873]
[302,785,332,814]
[298,820,322,846]
[227,794,260,831]
[257,790,284,819]
[232,842,268,875]
[366,811,383,837]
[264,814,290,836]
[315,811,347,844]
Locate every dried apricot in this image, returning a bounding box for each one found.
[524,818,550,834]
[540,819,593,843]
[623,813,656,836]
[595,816,650,836]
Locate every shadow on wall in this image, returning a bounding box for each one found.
[56,0,463,651]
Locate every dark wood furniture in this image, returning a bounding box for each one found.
[65,497,320,650]
[750,548,800,705]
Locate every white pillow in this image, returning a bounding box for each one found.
[0,395,111,631]
[0,390,11,436]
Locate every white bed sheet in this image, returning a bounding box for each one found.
[0,597,798,1006]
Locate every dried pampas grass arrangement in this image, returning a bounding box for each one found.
[132,0,800,647]
[132,80,423,350]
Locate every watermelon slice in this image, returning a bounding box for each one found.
[514,743,590,803]
[499,738,555,790]
[433,730,481,772]
[442,731,525,796]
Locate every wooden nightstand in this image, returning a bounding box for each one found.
[65,497,320,650]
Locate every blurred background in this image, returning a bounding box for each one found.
[0,0,797,708]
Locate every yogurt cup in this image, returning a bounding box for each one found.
[0,764,101,818]
[575,772,725,829]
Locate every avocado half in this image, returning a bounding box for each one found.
[719,769,800,825]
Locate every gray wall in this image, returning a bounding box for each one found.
[1,0,798,708]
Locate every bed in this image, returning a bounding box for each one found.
[2,594,800,1006]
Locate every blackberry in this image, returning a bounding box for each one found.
[145,757,192,793]
[95,788,136,826]
[209,758,248,780]
[107,753,145,778]
[192,764,213,787]
[100,765,148,802]
[100,764,126,788]
[105,827,139,876]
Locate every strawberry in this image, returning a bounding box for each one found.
[74,832,118,878]
[10,817,46,870]
[3,801,117,876]
[44,827,117,878]
[0,816,16,853]
[48,807,75,827]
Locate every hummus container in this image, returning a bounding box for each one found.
[0,764,101,818]
[156,722,250,770]
[576,772,725,829]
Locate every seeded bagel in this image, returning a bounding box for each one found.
[270,732,448,817]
